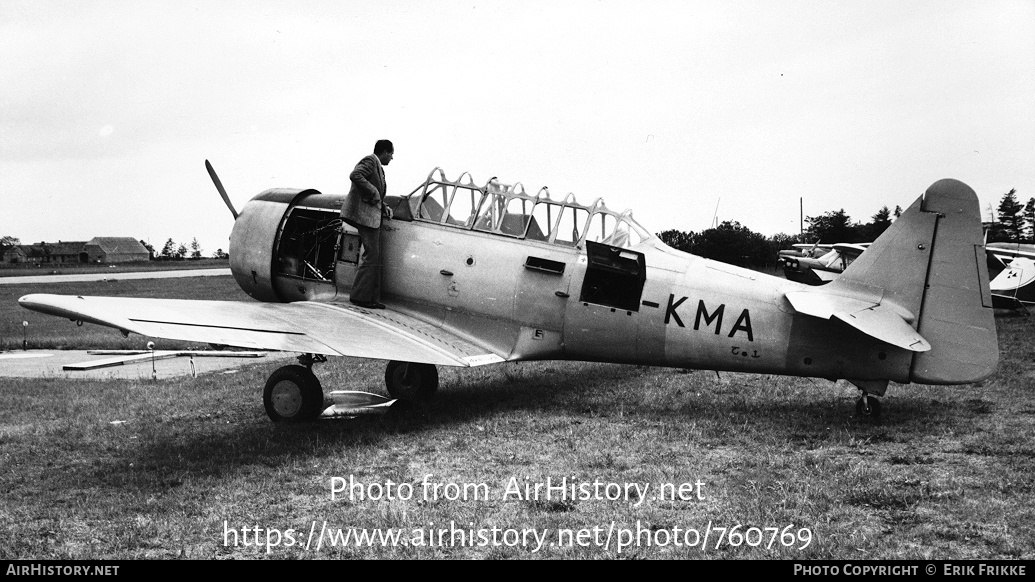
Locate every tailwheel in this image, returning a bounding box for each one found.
[855,394,882,421]
[384,361,438,401]
[263,365,325,422]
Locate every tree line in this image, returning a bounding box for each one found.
[658,187,1026,270]
[657,205,899,270]
[144,238,228,260]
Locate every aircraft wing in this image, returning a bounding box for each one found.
[18,294,506,367]
[785,290,931,352]
[792,243,833,251]
[832,243,869,258]
[985,244,1035,264]
[791,243,833,258]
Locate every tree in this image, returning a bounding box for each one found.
[893,205,902,219]
[159,238,176,259]
[806,209,862,243]
[1024,197,1035,243]
[211,248,229,259]
[189,237,202,259]
[872,206,892,227]
[175,243,188,260]
[656,229,695,254]
[770,232,806,251]
[693,220,774,269]
[139,240,155,260]
[0,235,20,255]
[860,206,892,241]
[995,188,1024,242]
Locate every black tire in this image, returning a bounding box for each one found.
[855,395,882,420]
[263,365,324,422]
[384,361,438,401]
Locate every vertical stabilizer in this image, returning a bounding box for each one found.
[835,179,997,384]
[910,179,997,383]
[833,194,936,324]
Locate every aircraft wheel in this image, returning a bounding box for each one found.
[855,395,882,420]
[384,361,438,401]
[263,365,324,422]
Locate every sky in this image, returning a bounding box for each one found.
[2,0,1033,256]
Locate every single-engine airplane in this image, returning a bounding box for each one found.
[985,243,1035,311]
[19,165,998,421]
[778,242,870,285]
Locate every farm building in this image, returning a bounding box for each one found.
[1,246,29,263]
[2,241,85,264]
[3,237,150,264]
[82,237,150,263]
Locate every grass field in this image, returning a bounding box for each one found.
[0,274,1033,559]
[0,276,246,351]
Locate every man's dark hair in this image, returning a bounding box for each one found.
[374,140,394,155]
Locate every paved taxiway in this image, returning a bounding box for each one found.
[0,268,231,285]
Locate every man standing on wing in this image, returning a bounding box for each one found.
[341,139,394,309]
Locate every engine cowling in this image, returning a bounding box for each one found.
[229,188,324,302]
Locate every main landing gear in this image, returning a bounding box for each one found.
[263,354,327,422]
[261,355,439,422]
[384,360,439,401]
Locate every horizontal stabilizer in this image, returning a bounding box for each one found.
[785,291,931,352]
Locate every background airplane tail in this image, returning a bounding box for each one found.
[835,179,998,384]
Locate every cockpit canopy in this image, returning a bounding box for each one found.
[400,168,651,249]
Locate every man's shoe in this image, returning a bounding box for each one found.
[350,299,386,309]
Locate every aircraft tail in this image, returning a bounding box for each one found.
[833,179,998,384]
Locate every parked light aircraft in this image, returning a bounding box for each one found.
[791,238,1035,311]
[778,243,870,285]
[19,166,998,421]
[985,243,1035,311]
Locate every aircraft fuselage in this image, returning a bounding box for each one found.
[375,219,912,383]
[234,187,912,385]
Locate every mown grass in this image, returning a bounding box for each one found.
[0,275,1033,559]
[0,276,248,351]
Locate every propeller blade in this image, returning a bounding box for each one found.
[205,159,239,219]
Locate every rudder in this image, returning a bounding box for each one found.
[910,179,997,383]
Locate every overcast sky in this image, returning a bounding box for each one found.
[2,1,1032,256]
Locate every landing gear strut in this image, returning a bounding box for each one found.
[262,354,327,422]
[385,360,438,401]
[855,393,882,420]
